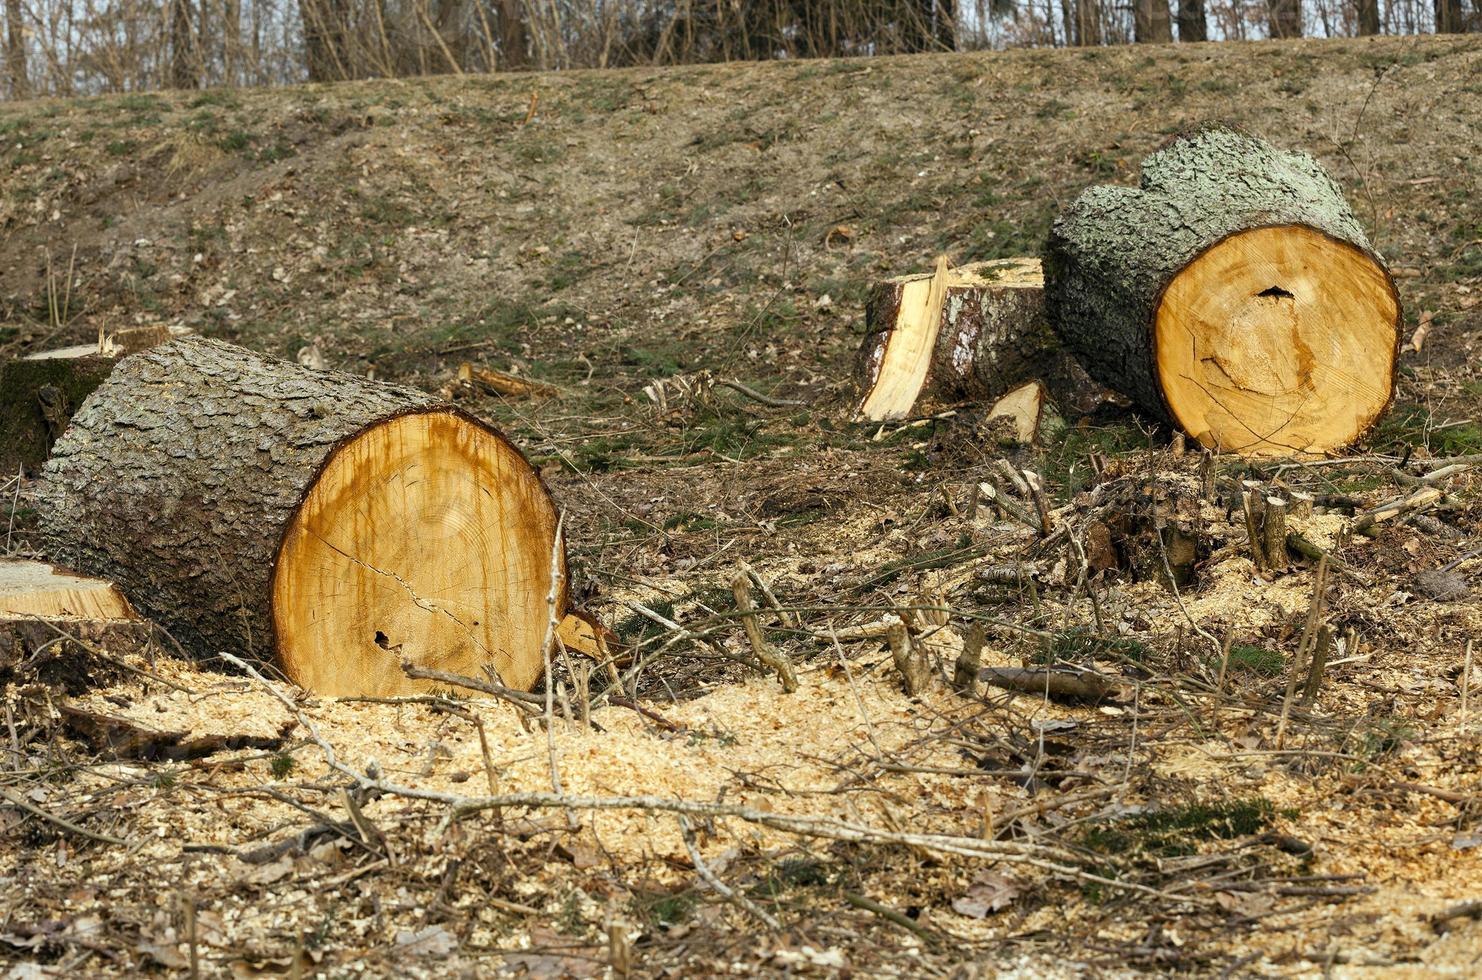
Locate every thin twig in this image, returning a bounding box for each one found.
[678,815,781,930]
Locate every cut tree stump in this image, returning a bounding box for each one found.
[0,559,158,689]
[0,325,189,476]
[855,257,1092,422]
[38,337,566,697]
[1045,127,1401,456]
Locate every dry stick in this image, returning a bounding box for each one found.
[743,563,795,628]
[994,458,1031,498]
[716,378,804,408]
[538,515,574,830]
[1301,627,1332,706]
[1352,486,1444,535]
[1285,532,1372,586]
[4,466,21,553]
[731,572,797,692]
[1275,556,1329,749]
[217,653,1185,902]
[954,623,985,694]
[678,815,781,930]
[828,623,888,760]
[842,892,938,946]
[399,663,543,715]
[0,786,126,846]
[1462,640,1475,735]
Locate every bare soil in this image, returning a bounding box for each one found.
[2,35,1482,978]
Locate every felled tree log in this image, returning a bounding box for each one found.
[856,258,1092,421]
[1045,127,1401,456]
[39,337,566,697]
[0,326,188,476]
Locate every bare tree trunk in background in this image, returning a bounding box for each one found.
[4,0,26,98]
[1355,0,1379,33]
[170,0,198,87]
[1073,0,1101,43]
[499,0,527,68]
[1268,0,1302,36]
[1176,0,1207,39]
[224,0,241,84]
[300,0,347,81]
[1134,0,1174,40]
[1434,0,1464,31]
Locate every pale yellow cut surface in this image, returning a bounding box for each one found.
[986,380,1045,444]
[0,559,137,620]
[857,256,952,422]
[1155,225,1398,457]
[272,410,562,697]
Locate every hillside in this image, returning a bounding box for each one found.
[3,35,1482,977]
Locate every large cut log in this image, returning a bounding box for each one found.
[38,337,566,697]
[856,257,1092,421]
[1044,127,1401,457]
[0,325,189,476]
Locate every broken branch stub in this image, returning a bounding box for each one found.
[1045,127,1400,456]
[39,337,566,697]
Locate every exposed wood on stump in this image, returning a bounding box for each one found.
[982,381,1048,445]
[856,257,1095,421]
[38,337,566,697]
[1045,127,1401,456]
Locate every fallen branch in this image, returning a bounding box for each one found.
[979,667,1118,702]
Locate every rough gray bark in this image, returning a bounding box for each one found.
[1357,0,1380,35]
[38,337,437,662]
[1043,126,1388,428]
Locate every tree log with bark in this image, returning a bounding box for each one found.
[38,337,566,697]
[1044,126,1400,457]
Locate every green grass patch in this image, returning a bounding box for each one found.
[1369,403,1482,457]
[1049,627,1150,665]
[1038,419,1150,502]
[1083,797,1276,861]
[1222,644,1286,677]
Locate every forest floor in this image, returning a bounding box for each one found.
[2,34,1482,978]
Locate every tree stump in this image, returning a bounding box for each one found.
[856,258,1093,421]
[0,326,188,476]
[38,337,565,697]
[1045,127,1401,456]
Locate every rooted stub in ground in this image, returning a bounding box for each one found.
[39,338,565,697]
[1045,127,1401,456]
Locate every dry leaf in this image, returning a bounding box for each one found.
[951,871,1020,918]
[394,924,457,958]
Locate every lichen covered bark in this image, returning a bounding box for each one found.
[38,337,435,661]
[1043,126,1388,425]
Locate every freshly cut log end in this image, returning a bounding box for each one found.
[0,559,156,688]
[1155,226,1398,455]
[1046,126,1401,457]
[40,337,565,698]
[273,410,561,697]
